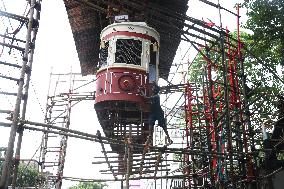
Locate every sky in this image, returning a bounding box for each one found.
[0,0,245,188]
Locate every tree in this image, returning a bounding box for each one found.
[14,163,40,187]
[242,0,284,122]
[242,0,284,89]
[244,0,284,66]
[69,182,106,189]
[0,160,40,187]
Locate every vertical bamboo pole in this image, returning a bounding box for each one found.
[236,3,255,181]
[217,0,234,187]
[125,124,132,189]
[11,1,41,187]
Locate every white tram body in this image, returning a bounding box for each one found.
[94,22,160,151]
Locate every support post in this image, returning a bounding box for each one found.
[125,141,130,189]
[125,125,133,189]
[11,1,41,187]
[217,0,235,187]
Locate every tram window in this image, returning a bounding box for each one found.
[115,39,142,65]
[150,43,157,65]
[149,44,157,82]
[99,41,109,68]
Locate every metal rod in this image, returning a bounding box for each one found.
[217,1,235,187]
[0,110,12,114]
[0,60,22,69]
[199,0,239,17]
[0,41,25,52]
[0,34,26,43]
[125,138,131,189]
[0,10,28,22]
[18,120,253,156]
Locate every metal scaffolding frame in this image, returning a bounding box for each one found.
[39,71,95,188]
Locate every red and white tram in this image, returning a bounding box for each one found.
[94,22,160,151]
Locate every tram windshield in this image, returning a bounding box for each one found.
[115,39,142,66]
[99,41,109,68]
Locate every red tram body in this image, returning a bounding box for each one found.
[94,22,160,152]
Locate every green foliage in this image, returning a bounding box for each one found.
[15,163,40,187]
[173,153,182,161]
[277,153,284,160]
[243,0,284,66]
[188,51,203,83]
[69,182,106,189]
[242,0,284,86]
[242,0,284,121]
